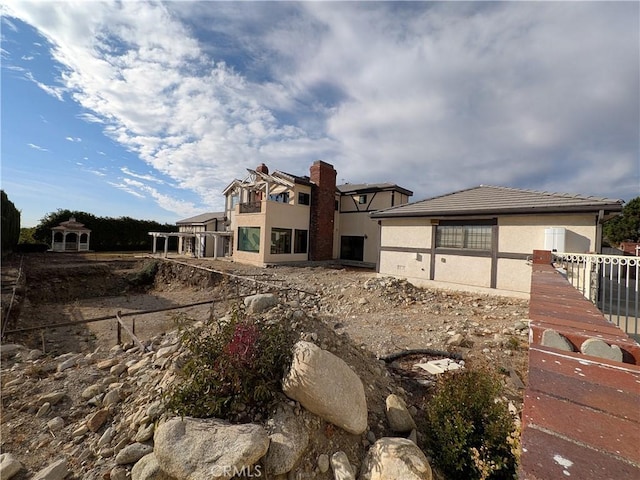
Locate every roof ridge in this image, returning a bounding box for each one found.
[478,184,620,202]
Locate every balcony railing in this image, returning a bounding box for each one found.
[239,201,262,214]
[553,252,639,338]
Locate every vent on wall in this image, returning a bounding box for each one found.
[544,227,566,252]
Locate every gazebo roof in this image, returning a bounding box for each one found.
[52,217,91,232]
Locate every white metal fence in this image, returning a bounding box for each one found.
[553,252,639,339]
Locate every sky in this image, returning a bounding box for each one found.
[2,1,639,228]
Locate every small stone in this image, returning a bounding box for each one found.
[134,423,155,443]
[47,417,65,432]
[331,451,355,480]
[81,384,104,400]
[116,443,154,465]
[317,454,330,473]
[0,453,23,479]
[103,388,121,408]
[37,392,65,406]
[87,409,110,432]
[110,363,128,376]
[580,338,623,362]
[98,426,116,448]
[36,402,51,418]
[514,320,529,331]
[27,349,44,361]
[110,466,128,480]
[73,425,88,437]
[446,333,465,347]
[541,329,574,352]
[57,356,78,372]
[97,358,119,370]
[32,458,68,480]
[385,394,416,433]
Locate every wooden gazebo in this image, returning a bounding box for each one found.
[51,217,91,252]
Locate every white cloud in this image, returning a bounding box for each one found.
[27,143,48,152]
[25,71,65,101]
[121,167,164,184]
[65,136,82,142]
[6,0,638,218]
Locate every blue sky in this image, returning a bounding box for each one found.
[2,1,638,228]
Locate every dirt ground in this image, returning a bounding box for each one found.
[0,252,530,479]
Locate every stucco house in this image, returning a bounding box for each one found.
[371,185,623,296]
[222,161,412,267]
[176,212,228,258]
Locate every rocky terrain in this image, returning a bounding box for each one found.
[1,253,530,479]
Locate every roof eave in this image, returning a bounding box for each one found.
[372,204,624,219]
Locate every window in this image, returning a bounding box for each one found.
[230,194,240,208]
[271,228,292,254]
[269,192,290,203]
[238,227,260,252]
[294,229,308,254]
[436,224,493,250]
[358,195,367,204]
[335,200,339,211]
[298,192,310,205]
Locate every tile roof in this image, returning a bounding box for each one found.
[371,185,623,218]
[176,212,225,224]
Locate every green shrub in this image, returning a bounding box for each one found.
[127,260,159,287]
[424,367,519,480]
[165,308,295,420]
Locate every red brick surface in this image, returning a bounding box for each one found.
[309,161,336,261]
[520,256,640,479]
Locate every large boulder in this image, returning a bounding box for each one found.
[244,293,279,313]
[131,453,173,480]
[264,404,309,475]
[154,417,269,480]
[359,438,432,480]
[282,341,368,435]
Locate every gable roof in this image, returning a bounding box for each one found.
[176,212,225,225]
[371,185,624,218]
[338,183,413,197]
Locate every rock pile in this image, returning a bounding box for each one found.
[1,293,435,480]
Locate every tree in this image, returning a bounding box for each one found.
[1,191,20,256]
[32,209,178,251]
[603,197,640,245]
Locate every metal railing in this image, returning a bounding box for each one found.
[553,252,639,338]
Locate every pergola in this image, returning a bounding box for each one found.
[51,217,91,252]
[148,231,233,258]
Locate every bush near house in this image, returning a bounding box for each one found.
[165,309,295,420]
[1,191,21,257]
[32,209,178,251]
[424,366,519,480]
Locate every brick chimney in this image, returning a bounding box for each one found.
[309,160,337,261]
[256,163,269,174]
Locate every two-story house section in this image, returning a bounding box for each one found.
[222,160,413,268]
[337,183,413,266]
[223,162,327,267]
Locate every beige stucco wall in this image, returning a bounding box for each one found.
[498,214,597,254]
[378,213,599,295]
[433,254,492,288]
[263,200,311,264]
[379,217,433,249]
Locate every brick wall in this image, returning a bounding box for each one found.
[309,160,336,261]
[519,250,640,479]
